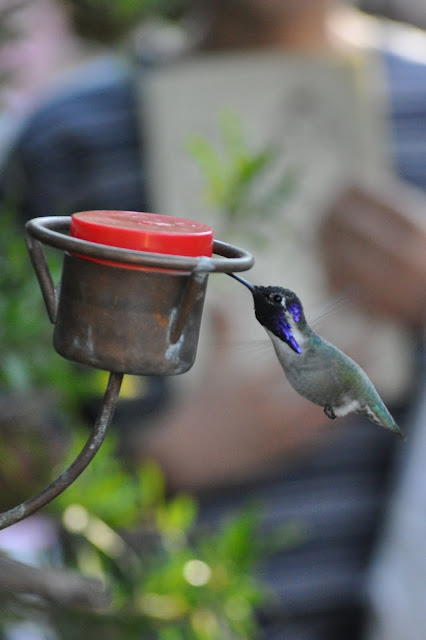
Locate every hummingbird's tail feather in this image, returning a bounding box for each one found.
[358,404,405,439]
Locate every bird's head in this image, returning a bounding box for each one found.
[229,273,305,354]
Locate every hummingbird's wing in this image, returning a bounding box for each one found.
[324,343,405,438]
[282,341,352,406]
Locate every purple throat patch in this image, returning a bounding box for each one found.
[286,301,302,323]
[276,314,302,354]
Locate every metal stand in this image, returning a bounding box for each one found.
[0,372,123,530]
[0,216,254,530]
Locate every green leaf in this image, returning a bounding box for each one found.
[138,459,166,509]
[158,627,187,640]
[187,110,297,236]
[186,136,226,205]
[219,109,247,161]
[157,494,197,539]
[238,148,276,186]
[53,431,141,528]
[213,507,259,571]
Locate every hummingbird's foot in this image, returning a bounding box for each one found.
[324,405,336,420]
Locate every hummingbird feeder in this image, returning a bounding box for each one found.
[0,211,253,530]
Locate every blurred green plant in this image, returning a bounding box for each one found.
[0,212,102,508]
[187,110,298,244]
[0,0,189,61]
[44,432,273,640]
[0,212,98,407]
[64,0,189,44]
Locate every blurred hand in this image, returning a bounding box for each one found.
[321,181,426,327]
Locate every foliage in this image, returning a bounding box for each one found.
[187,110,298,244]
[64,0,189,44]
[66,0,186,20]
[0,0,189,59]
[0,212,98,408]
[0,420,302,640]
[46,432,266,640]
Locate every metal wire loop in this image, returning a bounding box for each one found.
[25,217,255,273]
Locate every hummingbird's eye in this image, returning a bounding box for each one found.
[271,293,283,304]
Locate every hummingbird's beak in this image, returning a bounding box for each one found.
[228,273,256,291]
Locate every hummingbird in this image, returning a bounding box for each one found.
[229,273,405,438]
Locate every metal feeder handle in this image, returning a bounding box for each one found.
[24,216,254,325]
[0,218,254,530]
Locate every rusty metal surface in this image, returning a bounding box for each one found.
[53,254,207,375]
[0,372,123,531]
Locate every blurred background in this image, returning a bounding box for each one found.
[0,1,425,640]
[358,0,426,28]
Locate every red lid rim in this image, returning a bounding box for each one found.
[70,210,213,258]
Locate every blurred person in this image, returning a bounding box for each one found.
[0,0,102,164]
[0,0,91,114]
[359,0,426,30]
[1,1,425,639]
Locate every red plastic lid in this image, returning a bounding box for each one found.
[70,210,213,257]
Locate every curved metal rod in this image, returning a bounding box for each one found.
[25,217,254,273]
[24,231,58,324]
[0,372,123,531]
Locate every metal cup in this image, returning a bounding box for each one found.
[25,216,254,375]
